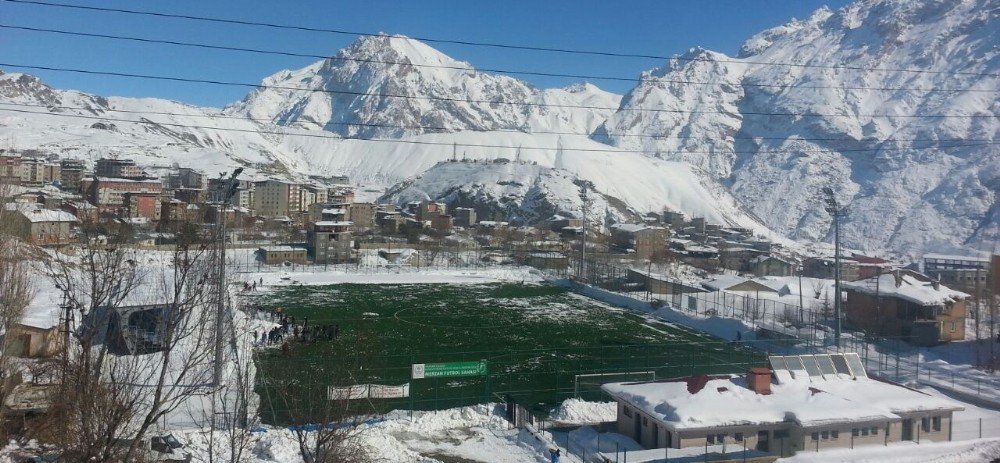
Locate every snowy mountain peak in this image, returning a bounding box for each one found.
[226,35,620,138]
[335,33,473,69]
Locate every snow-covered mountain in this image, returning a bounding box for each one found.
[2,0,996,256]
[225,34,621,138]
[596,0,999,256]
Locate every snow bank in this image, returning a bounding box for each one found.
[549,398,617,424]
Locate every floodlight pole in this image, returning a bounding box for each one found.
[823,187,845,348]
[213,168,243,387]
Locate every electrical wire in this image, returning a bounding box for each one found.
[2,63,996,119]
[3,0,997,78]
[0,24,994,94]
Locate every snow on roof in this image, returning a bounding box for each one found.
[701,274,750,291]
[321,208,346,214]
[258,245,303,252]
[602,375,960,430]
[923,253,989,263]
[4,203,77,223]
[843,271,969,306]
[610,223,664,233]
[314,220,352,227]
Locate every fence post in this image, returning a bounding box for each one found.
[980,418,983,439]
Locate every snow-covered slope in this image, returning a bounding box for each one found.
[226,34,621,138]
[0,71,775,237]
[597,0,999,256]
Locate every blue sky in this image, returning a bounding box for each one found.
[0,0,851,107]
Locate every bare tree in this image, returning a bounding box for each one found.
[42,220,219,462]
[0,179,34,437]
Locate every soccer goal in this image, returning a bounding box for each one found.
[574,370,656,398]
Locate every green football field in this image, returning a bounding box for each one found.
[253,283,762,424]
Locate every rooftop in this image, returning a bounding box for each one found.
[843,271,969,306]
[4,203,77,223]
[602,372,960,430]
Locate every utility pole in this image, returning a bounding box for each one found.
[579,183,589,283]
[213,168,243,387]
[823,187,846,348]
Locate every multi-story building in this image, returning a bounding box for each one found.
[252,179,299,218]
[207,178,254,210]
[308,220,354,264]
[348,202,376,231]
[922,253,991,296]
[122,192,162,221]
[81,177,164,213]
[610,223,670,259]
[453,207,477,228]
[166,167,206,190]
[95,158,145,179]
[59,159,86,192]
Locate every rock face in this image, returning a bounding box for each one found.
[596,0,999,256]
[226,34,621,138]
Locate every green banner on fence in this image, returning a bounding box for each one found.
[412,360,488,379]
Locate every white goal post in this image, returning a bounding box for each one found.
[574,370,656,398]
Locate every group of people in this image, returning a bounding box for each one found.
[253,308,342,347]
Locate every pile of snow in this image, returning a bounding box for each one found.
[843,271,970,306]
[548,398,617,424]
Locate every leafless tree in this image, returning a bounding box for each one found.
[42,220,219,462]
[0,179,34,437]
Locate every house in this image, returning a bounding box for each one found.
[843,270,968,346]
[610,224,670,259]
[752,256,794,277]
[719,246,765,272]
[602,353,962,458]
[702,275,777,293]
[524,252,569,270]
[3,323,63,358]
[256,245,307,265]
[4,203,77,245]
[627,269,706,296]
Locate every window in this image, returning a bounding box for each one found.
[811,432,819,441]
[861,427,869,436]
[622,406,632,418]
[871,427,879,436]
[642,417,648,426]
[708,434,716,444]
[734,432,744,442]
[852,428,859,437]
[821,431,829,440]
[831,431,839,440]
[932,416,942,432]
[921,417,931,432]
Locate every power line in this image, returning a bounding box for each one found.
[3,0,998,78]
[3,107,996,155]
[5,101,993,144]
[1,23,995,94]
[2,62,996,119]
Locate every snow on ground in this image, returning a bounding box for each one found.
[777,438,1000,463]
[178,404,556,463]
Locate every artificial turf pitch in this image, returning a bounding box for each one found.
[254,283,762,423]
